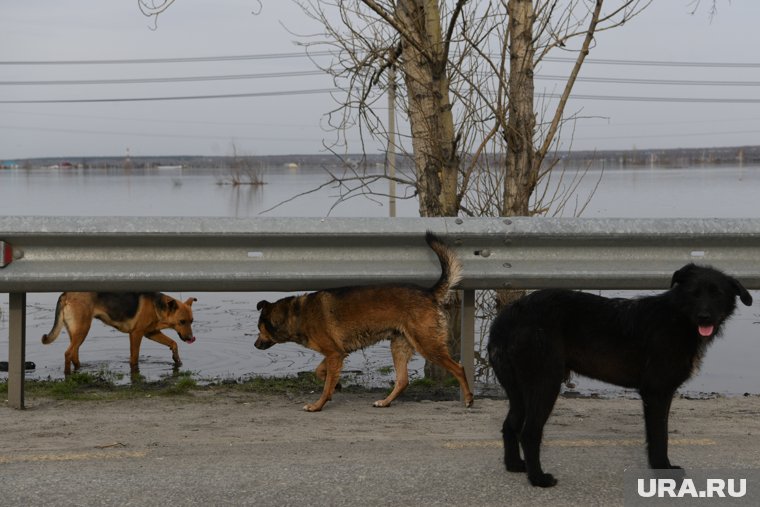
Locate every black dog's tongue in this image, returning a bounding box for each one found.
[698,325,714,337]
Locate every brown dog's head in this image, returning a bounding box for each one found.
[158,295,197,344]
[255,297,297,350]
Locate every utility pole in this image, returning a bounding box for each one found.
[387,65,397,218]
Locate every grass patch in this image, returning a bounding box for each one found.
[1,369,202,401]
[2,369,463,403]
[162,371,197,396]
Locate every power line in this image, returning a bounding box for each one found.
[0,70,327,86]
[4,71,760,88]
[5,108,760,130]
[538,75,760,87]
[0,51,333,66]
[0,109,315,128]
[3,90,760,105]
[0,124,324,142]
[0,88,340,104]
[2,51,760,68]
[545,57,760,68]
[559,93,760,104]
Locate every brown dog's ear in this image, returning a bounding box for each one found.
[185,297,197,307]
[256,300,270,311]
[670,263,697,288]
[731,277,753,307]
[166,298,179,314]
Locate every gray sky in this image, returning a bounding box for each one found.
[2,1,759,159]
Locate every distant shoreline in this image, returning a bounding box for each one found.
[3,144,760,170]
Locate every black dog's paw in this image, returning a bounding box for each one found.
[529,473,558,488]
[505,459,526,473]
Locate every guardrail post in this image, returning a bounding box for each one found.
[460,290,475,400]
[8,292,26,409]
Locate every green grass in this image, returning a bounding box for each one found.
[1,369,463,402]
[1,369,202,401]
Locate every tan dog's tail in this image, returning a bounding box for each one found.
[42,294,66,344]
[426,231,463,303]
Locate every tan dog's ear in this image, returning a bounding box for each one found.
[185,297,197,307]
[256,300,270,311]
[166,298,179,314]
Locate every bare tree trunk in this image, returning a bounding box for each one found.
[396,0,459,217]
[503,0,536,217]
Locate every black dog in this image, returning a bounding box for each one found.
[487,263,752,487]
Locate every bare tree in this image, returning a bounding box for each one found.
[298,1,649,219]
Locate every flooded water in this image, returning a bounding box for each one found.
[1,164,759,395]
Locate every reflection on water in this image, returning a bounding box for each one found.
[1,165,759,394]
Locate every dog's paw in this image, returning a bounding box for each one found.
[373,400,392,408]
[528,473,558,488]
[303,403,323,412]
[464,395,474,408]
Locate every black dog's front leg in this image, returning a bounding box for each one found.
[641,390,680,469]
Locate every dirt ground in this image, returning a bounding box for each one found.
[3,390,760,506]
[3,390,760,459]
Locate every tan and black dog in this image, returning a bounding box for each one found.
[42,292,197,374]
[255,231,474,412]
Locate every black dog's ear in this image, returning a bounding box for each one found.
[671,263,697,288]
[731,277,753,307]
[256,300,270,311]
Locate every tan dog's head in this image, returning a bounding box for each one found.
[255,297,296,350]
[158,295,197,344]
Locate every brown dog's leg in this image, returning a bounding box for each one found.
[413,331,474,407]
[128,331,144,372]
[62,307,92,375]
[64,328,89,375]
[315,358,328,382]
[373,337,415,407]
[315,358,342,392]
[304,354,344,412]
[146,331,182,367]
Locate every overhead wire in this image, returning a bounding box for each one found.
[3,72,760,88]
[3,51,759,144]
[2,51,760,68]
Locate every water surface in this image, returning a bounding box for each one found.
[1,164,758,395]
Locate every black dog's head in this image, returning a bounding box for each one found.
[670,263,752,338]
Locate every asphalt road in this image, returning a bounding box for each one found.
[2,391,760,506]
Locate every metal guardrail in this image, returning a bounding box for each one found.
[3,216,760,409]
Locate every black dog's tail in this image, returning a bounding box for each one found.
[42,293,65,344]
[426,231,463,303]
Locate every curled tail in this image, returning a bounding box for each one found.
[426,230,463,303]
[42,294,65,344]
